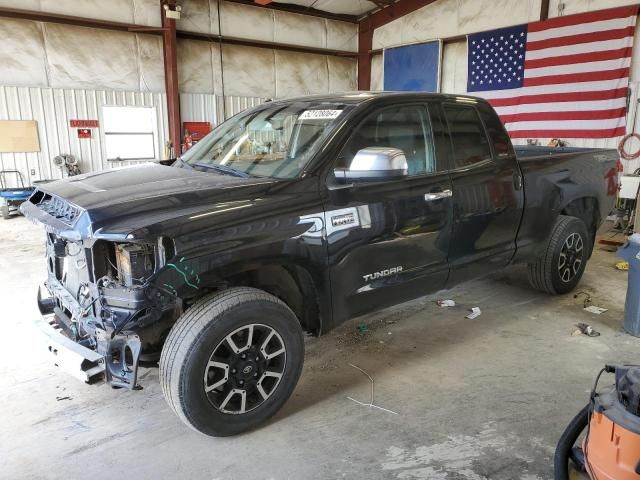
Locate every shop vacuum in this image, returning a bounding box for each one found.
[555,365,640,479]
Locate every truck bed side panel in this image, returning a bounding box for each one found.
[512,146,618,263]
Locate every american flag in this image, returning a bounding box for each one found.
[467,5,638,139]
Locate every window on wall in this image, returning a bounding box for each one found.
[103,106,156,160]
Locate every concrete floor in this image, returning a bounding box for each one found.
[1,216,638,480]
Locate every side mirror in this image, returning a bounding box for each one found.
[334,147,408,183]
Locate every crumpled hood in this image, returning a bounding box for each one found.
[32,163,280,239]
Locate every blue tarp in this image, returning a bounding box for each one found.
[383,41,440,92]
[0,189,33,199]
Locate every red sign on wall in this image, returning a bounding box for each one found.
[183,122,211,141]
[70,119,99,128]
[77,128,92,138]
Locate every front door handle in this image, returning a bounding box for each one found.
[424,189,452,201]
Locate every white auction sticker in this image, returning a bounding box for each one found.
[299,109,343,120]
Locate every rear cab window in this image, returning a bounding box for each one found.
[443,104,493,169]
[476,103,514,159]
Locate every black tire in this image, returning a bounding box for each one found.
[528,215,590,295]
[159,287,304,437]
[1,204,9,220]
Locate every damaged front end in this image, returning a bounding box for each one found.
[24,190,182,389]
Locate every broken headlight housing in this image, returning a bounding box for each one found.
[114,244,155,286]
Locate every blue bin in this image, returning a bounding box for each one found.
[618,234,640,337]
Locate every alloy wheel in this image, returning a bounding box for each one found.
[558,232,584,283]
[203,324,286,414]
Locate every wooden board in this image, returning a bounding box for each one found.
[0,120,40,153]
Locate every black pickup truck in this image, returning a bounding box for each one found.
[22,92,618,436]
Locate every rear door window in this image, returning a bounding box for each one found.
[443,105,493,168]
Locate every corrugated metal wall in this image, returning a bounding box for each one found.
[0,85,168,185]
[0,0,357,187]
[180,93,267,126]
[0,85,269,187]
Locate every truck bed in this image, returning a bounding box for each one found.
[512,144,619,263]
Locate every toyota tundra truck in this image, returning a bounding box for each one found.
[22,92,619,436]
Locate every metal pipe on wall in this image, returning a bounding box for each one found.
[161,1,181,158]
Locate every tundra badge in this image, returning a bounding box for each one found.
[363,266,403,282]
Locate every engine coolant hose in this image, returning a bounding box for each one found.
[554,404,590,480]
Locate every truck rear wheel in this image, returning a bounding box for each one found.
[527,215,590,295]
[159,287,304,437]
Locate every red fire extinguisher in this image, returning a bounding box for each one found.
[183,129,193,151]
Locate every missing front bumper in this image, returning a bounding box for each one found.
[36,284,141,388]
[34,310,106,385]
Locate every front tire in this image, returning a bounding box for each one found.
[528,215,590,294]
[1,204,9,220]
[159,287,304,437]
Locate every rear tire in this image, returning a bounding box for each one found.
[528,215,590,295]
[1,204,9,220]
[159,287,304,437]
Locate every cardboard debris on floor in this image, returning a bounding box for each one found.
[584,305,608,315]
[466,307,482,319]
[598,238,625,252]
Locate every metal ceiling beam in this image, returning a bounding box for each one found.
[0,6,143,32]
[360,0,438,30]
[358,0,439,89]
[223,0,358,23]
[176,30,357,57]
[0,6,357,58]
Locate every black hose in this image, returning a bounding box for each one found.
[554,403,590,480]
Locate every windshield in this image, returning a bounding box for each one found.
[179,101,354,179]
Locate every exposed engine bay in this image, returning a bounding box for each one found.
[40,227,179,389]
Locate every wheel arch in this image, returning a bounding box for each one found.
[560,196,600,256]
[151,253,330,337]
[221,262,324,335]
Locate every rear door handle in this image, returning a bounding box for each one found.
[424,189,452,201]
[513,172,523,190]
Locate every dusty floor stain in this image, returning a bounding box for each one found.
[382,423,548,479]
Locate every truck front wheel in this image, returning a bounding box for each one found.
[159,287,304,436]
[527,215,590,295]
